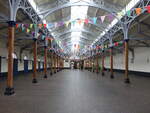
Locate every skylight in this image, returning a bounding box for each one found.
[92,0,141,45]
[70,0,89,51]
[28,0,47,24]
[28,0,40,13]
[28,0,141,56]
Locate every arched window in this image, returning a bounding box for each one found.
[12,53,17,59]
[24,56,28,60]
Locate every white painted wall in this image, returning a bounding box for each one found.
[104,47,150,73]
[18,60,24,71]
[28,61,33,70]
[40,62,43,69]
[1,58,8,72]
[0,38,45,73]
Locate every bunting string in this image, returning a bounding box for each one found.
[16,5,150,32]
[14,5,150,52]
[88,41,124,51]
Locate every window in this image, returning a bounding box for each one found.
[12,53,17,59]
[24,56,28,60]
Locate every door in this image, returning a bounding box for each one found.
[74,61,77,69]
[32,61,34,72]
[38,62,41,72]
[43,62,44,70]
[13,59,18,76]
[24,60,28,73]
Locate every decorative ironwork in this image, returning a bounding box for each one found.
[54,28,99,38]
[8,0,150,57]
[38,0,121,20]
[95,0,150,47]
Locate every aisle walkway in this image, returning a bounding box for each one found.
[0,70,150,113]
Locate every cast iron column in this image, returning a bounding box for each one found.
[4,21,16,95]
[44,46,47,78]
[93,57,95,72]
[110,47,114,79]
[50,52,53,76]
[124,40,130,83]
[32,39,38,83]
[54,54,56,74]
[96,54,99,74]
[102,51,105,76]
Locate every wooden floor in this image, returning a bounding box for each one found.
[0,69,150,113]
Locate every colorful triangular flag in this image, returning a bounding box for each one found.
[48,23,53,28]
[43,24,47,28]
[100,16,106,23]
[60,22,64,26]
[16,24,19,28]
[135,8,142,15]
[126,10,131,17]
[32,32,35,37]
[145,5,150,13]
[38,24,42,28]
[22,24,25,31]
[54,23,57,28]
[78,19,82,25]
[107,14,114,21]
[34,24,37,29]
[26,28,30,33]
[92,17,97,24]
[30,24,33,29]
[117,12,124,18]
[65,21,70,27]
[84,19,89,24]
[71,20,76,26]
[42,35,45,40]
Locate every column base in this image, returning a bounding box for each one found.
[50,72,53,76]
[4,87,15,96]
[44,74,47,78]
[102,72,105,76]
[110,74,114,79]
[32,78,38,83]
[124,78,130,84]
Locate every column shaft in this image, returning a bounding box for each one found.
[32,40,38,83]
[124,40,130,83]
[96,55,99,74]
[102,53,105,76]
[44,47,47,78]
[110,48,114,78]
[5,21,15,95]
[50,52,53,75]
